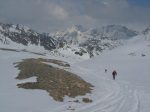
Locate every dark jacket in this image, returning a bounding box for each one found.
[112,70,117,76]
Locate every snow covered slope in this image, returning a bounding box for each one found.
[50,25,138,58]
[0,23,57,52]
[69,35,150,112]
[0,31,150,112]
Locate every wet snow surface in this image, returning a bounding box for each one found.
[0,36,150,112]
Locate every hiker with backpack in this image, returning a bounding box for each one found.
[112,70,117,80]
[105,69,107,73]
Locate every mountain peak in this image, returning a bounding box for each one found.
[0,22,57,50]
[143,25,150,35]
[67,25,87,32]
[0,23,31,33]
[101,25,138,39]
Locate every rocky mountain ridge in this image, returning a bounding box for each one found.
[0,23,57,50]
[1,22,148,58]
[50,25,138,57]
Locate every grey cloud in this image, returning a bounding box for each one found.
[0,0,150,32]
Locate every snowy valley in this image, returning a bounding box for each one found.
[0,23,150,112]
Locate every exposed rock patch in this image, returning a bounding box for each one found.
[15,58,93,102]
[82,98,93,103]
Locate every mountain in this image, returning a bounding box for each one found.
[50,25,138,57]
[0,23,57,51]
[100,25,138,39]
[51,25,88,45]
[142,26,150,40]
[0,23,139,58]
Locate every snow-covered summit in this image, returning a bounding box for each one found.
[0,23,31,33]
[100,25,138,39]
[67,25,87,33]
[143,26,150,34]
[0,23,145,59]
[50,25,88,45]
[50,25,138,45]
[142,26,150,40]
[0,23,57,51]
[50,25,138,58]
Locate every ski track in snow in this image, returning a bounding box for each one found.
[54,37,150,112]
[53,64,141,112]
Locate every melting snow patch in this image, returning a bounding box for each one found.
[16,76,37,83]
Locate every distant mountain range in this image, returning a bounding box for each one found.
[0,23,57,50]
[49,24,138,57]
[0,22,149,58]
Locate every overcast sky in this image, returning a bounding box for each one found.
[0,0,150,32]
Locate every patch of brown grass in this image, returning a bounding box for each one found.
[15,58,93,102]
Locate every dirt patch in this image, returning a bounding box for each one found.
[15,58,93,102]
[82,98,93,103]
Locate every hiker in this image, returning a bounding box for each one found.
[105,69,107,73]
[112,70,117,80]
